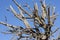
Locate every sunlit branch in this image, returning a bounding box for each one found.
[10,5,24,21]
[0,21,23,30]
[18,7,31,28]
[40,0,47,19]
[12,0,32,17]
[0,0,58,40]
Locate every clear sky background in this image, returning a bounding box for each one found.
[0,0,60,40]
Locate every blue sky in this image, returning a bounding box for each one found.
[0,0,60,40]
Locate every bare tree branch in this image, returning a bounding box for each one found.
[10,5,23,21]
[12,0,32,17]
[50,28,60,36]
[0,21,23,30]
[18,7,31,28]
[40,0,47,19]
[1,31,12,34]
[0,0,58,40]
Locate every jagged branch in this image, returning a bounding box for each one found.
[18,7,31,28]
[40,0,47,19]
[0,22,36,38]
[0,21,23,30]
[12,0,32,17]
[10,5,23,21]
[0,21,43,39]
[10,0,33,28]
[33,3,46,28]
[0,21,46,40]
[0,22,33,35]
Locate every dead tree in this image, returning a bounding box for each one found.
[0,0,59,40]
